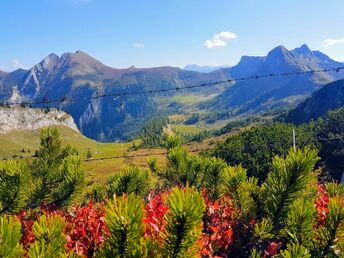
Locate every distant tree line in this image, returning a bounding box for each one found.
[140,116,170,147]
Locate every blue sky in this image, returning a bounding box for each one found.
[1,0,344,71]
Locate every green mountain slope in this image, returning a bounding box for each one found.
[285,78,344,124]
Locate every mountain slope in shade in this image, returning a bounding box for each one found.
[0,51,227,141]
[0,69,28,100]
[205,44,344,113]
[0,70,7,78]
[285,78,344,124]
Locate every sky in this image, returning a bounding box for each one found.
[1,0,344,71]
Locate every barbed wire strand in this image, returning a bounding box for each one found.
[3,66,344,106]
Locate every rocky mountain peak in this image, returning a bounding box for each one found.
[292,44,312,55]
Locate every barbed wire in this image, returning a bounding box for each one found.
[3,66,344,106]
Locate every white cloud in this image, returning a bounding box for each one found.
[322,38,344,47]
[2,59,26,72]
[133,43,145,48]
[205,31,237,49]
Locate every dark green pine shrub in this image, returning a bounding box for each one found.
[0,127,85,212]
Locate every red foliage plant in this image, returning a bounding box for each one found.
[315,185,329,226]
[143,192,169,241]
[201,194,236,257]
[64,201,106,257]
[17,202,107,257]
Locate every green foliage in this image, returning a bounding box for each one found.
[260,148,318,230]
[316,107,344,181]
[283,198,316,246]
[140,117,169,148]
[221,166,258,218]
[0,216,24,257]
[202,157,227,200]
[213,123,317,182]
[0,160,32,213]
[160,146,229,200]
[86,149,93,160]
[28,215,66,258]
[280,243,311,258]
[312,196,344,257]
[0,127,85,212]
[29,127,85,209]
[106,166,150,197]
[165,134,183,150]
[101,193,144,257]
[147,157,159,175]
[164,147,204,188]
[162,186,205,258]
[326,182,344,197]
[253,218,274,242]
[86,183,106,203]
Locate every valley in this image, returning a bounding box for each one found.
[1,44,343,142]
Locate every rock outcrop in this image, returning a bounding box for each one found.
[0,106,78,133]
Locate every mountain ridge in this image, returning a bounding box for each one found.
[1,44,343,140]
[204,44,344,114]
[285,78,344,124]
[0,51,227,140]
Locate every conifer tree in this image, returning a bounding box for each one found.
[162,186,205,257]
[0,160,32,213]
[106,166,150,197]
[29,127,85,208]
[0,127,85,212]
[0,216,24,257]
[28,215,67,258]
[100,193,145,257]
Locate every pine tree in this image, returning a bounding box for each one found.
[162,186,205,258]
[312,196,344,257]
[28,215,67,258]
[0,216,24,257]
[0,160,32,213]
[100,193,145,257]
[260,147,318,231]
[28,127,85,208]
[0,127,85,212]
[106,166,150,198]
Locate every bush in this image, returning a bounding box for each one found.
[106,166,150,197]
[0,127,85,212]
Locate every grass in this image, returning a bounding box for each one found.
[0,126,167,183]
[172,124,204,134]
[0,122,238,183]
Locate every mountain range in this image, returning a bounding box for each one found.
[203,44,344,113]
[0,51,226,140]
[0,44,343,141]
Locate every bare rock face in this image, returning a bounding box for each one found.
[0,106,79,133]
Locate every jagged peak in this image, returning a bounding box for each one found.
[292,44,312,55]
[268,45,289,55]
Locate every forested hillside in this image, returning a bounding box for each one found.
[286,78,344,124]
